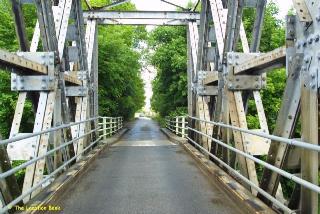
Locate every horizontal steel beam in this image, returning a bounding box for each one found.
[0,49,81,85]
[83,10,200,25]
[0,49,48,74]
[234,46,286,75]
[87,19,198,26]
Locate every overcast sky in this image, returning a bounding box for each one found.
[131,0,293,19]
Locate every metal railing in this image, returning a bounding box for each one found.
[186,116,320,214]
[165,116,188,138]
[0,116,123,213]
[99,117,123,139]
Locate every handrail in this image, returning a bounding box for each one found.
[0,116,123,213]
[186,136,294,214]
[165,115,320,213]
[189,116,320,152]
[165,116,188,138]
[187,127,320,194]
[0,117,99,146]
[180,116,320,214]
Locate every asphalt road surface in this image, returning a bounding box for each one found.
[56,118,245,214]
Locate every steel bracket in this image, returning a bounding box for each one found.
[66,86,88,97]
[227,74,266,90]
[77,70,88,80]
[198,70,208,81]
[197,85,218,96]
[227,52,260,67]
[11,75,55,91]
[226,52,266,90]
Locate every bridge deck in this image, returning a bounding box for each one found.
[55,118,245,214]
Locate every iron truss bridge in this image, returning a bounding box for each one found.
[0,0,318,213]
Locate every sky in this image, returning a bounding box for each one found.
[131,0,293,113]
[131,0,293,19]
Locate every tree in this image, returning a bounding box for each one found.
[92,1,146,120]
[98,24,146,119]
[243,2,286,132]
[149,26,188,117]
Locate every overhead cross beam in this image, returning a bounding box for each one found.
[83,10,200,25]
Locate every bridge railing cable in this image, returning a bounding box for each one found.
[185,116,320,214]
[0,116,123,214]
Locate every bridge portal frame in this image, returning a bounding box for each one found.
[0,0,318,213]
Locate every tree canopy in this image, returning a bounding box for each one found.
[149,26,188,117]
[0,0,145,138]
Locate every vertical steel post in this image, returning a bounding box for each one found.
[53,89,62,170]
[182,117,186,138]
[103,117,107,140]
[175,117,179,135]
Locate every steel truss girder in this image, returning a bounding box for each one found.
[3,0,98,205]
[83,10,200,25]
[259,2,319,211]
[189,0,272,198]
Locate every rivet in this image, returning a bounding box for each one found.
[303,41,307,47]
[304,57,310,64]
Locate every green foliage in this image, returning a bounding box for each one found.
[149,26,188,117]
[88,0,145,120]
[98,25,145,120]
[12,161,26,189]
[0,1,36,138]
[247,68,287,132]
[243,1,285,52]
[243,2,286,133]
[0,0,145,140]
[168,107,188,118]
[152,115,166,128]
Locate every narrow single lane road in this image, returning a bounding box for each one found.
[56,118,245,214]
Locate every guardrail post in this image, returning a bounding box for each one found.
[182,117,185,138]
[103,117,107,140]
[118,117,120,132]
[117,117,119,132]
[175,117,179,135]
[110,118,113,136]
[107,118,111,136]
